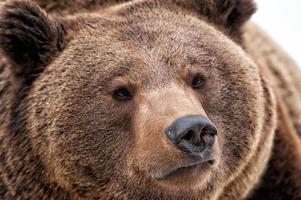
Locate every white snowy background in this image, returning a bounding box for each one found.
[253,0,301,67]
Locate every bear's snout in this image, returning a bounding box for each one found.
[166,115,217,156]
[130,86,221,188]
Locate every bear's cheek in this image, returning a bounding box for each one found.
[41,96,134,192]
[202,74,264,177]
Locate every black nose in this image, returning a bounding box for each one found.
[166,115,217,154]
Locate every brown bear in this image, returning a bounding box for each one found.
[0,0,301,199]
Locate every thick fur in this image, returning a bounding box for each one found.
[0,0,300,199]
[243,22,301,199]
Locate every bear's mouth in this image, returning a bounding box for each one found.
[157,159,216,180]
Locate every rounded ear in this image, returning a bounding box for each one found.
[0,0,69,83]
[173,0,256,42]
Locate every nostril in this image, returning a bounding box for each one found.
[201,131,213,146]
[182,130,193,141]
[182,129,203,146]
[200,125,217,147]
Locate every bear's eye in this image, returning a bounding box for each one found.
[191,74,205,89]
[113,87,133,102]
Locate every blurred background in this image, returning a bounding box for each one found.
[253,0,301,67]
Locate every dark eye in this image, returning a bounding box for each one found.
[191,75,205,89]
[113,87,133,102]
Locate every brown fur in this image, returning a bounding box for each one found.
[0,0,300,199]
[243,22,301,200]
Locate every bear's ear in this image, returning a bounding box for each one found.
[0,0,69,83]
[175,0,256,42]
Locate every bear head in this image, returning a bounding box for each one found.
[0,0,277,199]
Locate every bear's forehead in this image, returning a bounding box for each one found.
[68,14,237,64]
[53,10,251,86]
[76,12,226,50]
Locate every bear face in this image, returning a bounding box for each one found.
[0,0,277,199]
